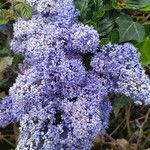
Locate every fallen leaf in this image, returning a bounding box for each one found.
[112,139,137,150]
[0,73,3,80]
[0,91,6,99]
[0,56,13,72]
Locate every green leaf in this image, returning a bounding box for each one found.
[93,0,103,9]
[97,16,114,36]
[0,45,10,56]
[112,0,150,10]
[0,0,6,9]
[144,24,150,38]
[0,78,9,88]
[100,38,110,47]
[100,29,119,46]
[111,0,122,9]
[103,2,114,11]
[109,28,119,43]
[20,3,32,20]
[100,38,109,46]
[14,1,32,20]
[125,0,150,10]
[0,56,13,72]
[74,0,89,21]
[113,95,131,117]
[92,9,105,22]
[75,0,89,13]
[116,16,145,42]
[12,54,24,69]
[140,5,150,11]
[0,18,8,24]
[0,10,8,24]
[0,37,10,56]
[136,38,150,66]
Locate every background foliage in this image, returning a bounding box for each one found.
[0,0,150,149]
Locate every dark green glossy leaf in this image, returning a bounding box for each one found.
[109,28,119,43]
[100,29,119,46]
[97,16,114,36]
[116,16,145,42]
[144,24,150,38]
[113,95,131,117]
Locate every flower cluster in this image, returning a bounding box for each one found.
[91,43,150,105]
[0,0,150,149]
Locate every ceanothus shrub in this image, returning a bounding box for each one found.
[0,0,150,149]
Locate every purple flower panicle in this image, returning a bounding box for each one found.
[0,0,149,149]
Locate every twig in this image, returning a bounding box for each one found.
[130,115,150,123]
[141,108,150,127]
[2,137,16,148]
[13,123,19,143]
[141,134,150,149]
[135,108,150,149]
[104,133,115,142]
[110,119,125,136]
[128,131,137,142]
[125,105,131,136]
[0,132,16,148]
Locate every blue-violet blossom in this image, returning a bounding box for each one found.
[0,0,150,150]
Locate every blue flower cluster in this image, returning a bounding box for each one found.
[0,0,150,149]
[91,43,150,105]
